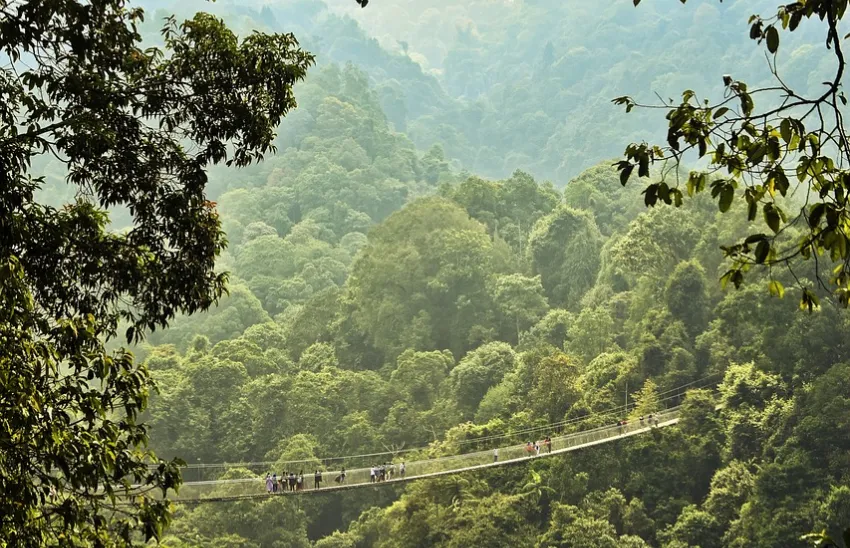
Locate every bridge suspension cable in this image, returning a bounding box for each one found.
[170,373,721,473]
[162,405,688,504]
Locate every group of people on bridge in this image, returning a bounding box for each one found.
[261,414,667,495]
[616,414,660,433]
[264,461,410,493]
[491,436,553,462]
[370,462,405,482]
[266,469,343,493]
[524,436,552,457]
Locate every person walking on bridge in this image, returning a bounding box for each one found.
[297,471,304,491]
[400,462,406,478]
[314,469,323,489]
[493,448,499,462]
[266,474,274,493]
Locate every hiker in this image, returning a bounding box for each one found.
[388,463,394,480]
[526,442,534,457]
[266,474,274,493]
[535,441,540,456]
[271,473,278,493]
[545,436,552,453]
[370,466,376,483]
[314,469,322,489]
[400,462,406,478]
[289,471,296,492]
[297,471,304,491]
[640,416,645,426]
[493,448,499,462]
[340,467,346,484]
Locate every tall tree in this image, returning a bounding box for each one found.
[0,1,312,544]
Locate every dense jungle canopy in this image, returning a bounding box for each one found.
[2,0,850,547]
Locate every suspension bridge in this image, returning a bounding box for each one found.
[140,375,721,504]
[169,407,682,504]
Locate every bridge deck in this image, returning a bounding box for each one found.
[170,411,680,504]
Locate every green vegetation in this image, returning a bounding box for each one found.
[618,0,850,311]
[4,0,850,546]
[0,0,314,545]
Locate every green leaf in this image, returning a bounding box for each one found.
[780,119,792,143]
[713,107,729,120]
[643,183,658,206]
[619,164,634,186]
[719,184,735,212]
[754,240,770,263]
[748,199,758,221]
[638,153,650,177]
[809,203,826,228]
[768,280,785,298]
[800,288,821,312]
[766,26,779,53]
[764,204,781,233]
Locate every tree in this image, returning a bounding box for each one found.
[344,197,503,359]
[523,308,573,350]
[537,504,621,548]
[567,306,617,363]
[617,0,850,309]
[525,349,582,422]
[449,342,518,416]
[630,379,662,418]
[661,505,723,548]
[390,350,454,410]
[528,205,603,308]
[0,2,313,544]
[665,260,710,336]
[490,273,549,342]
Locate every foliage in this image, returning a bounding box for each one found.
[24,1,850,544]
[0,0,313,544]
[618,0,850,309]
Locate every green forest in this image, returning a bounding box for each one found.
[3,0,850,547]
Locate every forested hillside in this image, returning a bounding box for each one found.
[8,0,850,546]
[121,2,850,541]
[135,0,836,183]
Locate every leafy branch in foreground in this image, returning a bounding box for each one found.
[0,0,313,545]
[802,527,850,548]
[618,0,850,310]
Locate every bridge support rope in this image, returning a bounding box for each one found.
[168,410,681,504]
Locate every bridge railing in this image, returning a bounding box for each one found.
[167,407,682,501]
